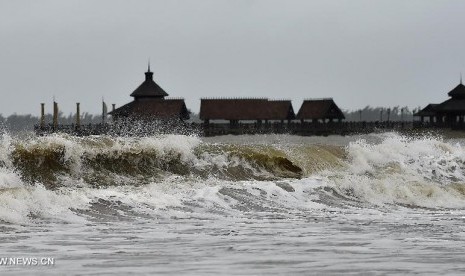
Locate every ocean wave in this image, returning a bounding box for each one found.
[4,134,339,188]
[322,132,465,208]
[1,132,465,225]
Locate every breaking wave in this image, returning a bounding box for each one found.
[1,132,465,225]
[7,134,309,187]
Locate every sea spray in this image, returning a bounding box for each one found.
[6,134,306,188]
[1,132,465,226]
[1,132,465,275]
[323,133,465,208]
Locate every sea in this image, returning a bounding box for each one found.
[1,131,465,275]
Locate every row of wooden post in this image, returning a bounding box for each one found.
[40,102,116,129]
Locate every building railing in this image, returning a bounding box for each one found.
[200,121,414,136]
[36,120,465,137]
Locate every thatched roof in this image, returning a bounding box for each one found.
[130,70,169,99]
[447,83,465,99]
[199,99,295,120]
[415,82,465,116]
[414,104,439,116]
[435,98,465,113]
[296,98,345,120]
[267,100,295,120]
[110,99,189,120]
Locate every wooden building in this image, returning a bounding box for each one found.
[296,98,345,123]
[414,104,438,122]
[414,81,465,125]
[110,66,189,121]
[199,98,295,124]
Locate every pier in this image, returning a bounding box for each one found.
[35,120,416,137]
[31,68,465,137]
[201,121,414,136]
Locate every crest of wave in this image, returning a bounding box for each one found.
[325,132,465,208]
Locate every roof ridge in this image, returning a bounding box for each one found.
[201,97,268,100]
[303,97,333,101]
[269,99,291,102]
[165,97,184,100]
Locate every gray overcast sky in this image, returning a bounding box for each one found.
[1,0,465,116]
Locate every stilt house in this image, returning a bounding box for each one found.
[296,98,345,123]
[414,80,465,125]
[110,66,189,121]
[199,99,295,125]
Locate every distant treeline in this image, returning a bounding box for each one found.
[0,106,421,133]
[343,106,420,122]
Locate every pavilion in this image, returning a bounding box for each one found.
[414,80,465,125]
[296,98,345,123]
[109,65,189,121]
[199,98,295,125]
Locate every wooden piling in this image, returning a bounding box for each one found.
[53,102,58,129]
[40,103,45,128]
[76,103,80,129]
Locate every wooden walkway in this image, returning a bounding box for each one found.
[34,121,420,137]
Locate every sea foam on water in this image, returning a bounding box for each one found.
[1,132,465,274]
[1,132,465,223]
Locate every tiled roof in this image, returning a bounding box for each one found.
[199,99,295,120]
[296,99,345,120]
[110,99,189,120]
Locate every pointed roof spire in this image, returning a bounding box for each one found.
[130,62,169,99]
[448,75,465,98]
[144,60,154,81]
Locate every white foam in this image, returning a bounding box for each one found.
[325,132,465,208]
[2,132,465,226]
[0,182,90,225]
